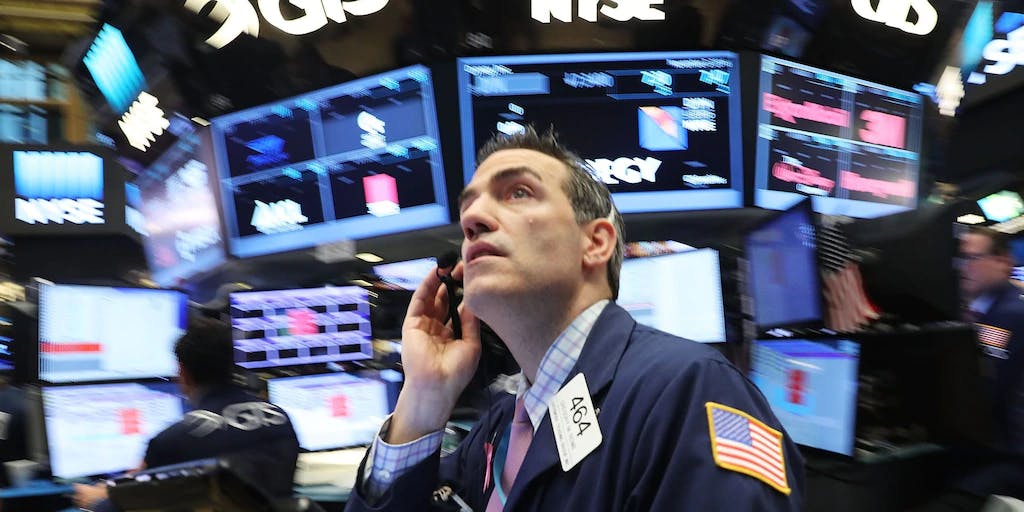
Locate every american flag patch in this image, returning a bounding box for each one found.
[977,324,1011,350]
[706,402,790,495]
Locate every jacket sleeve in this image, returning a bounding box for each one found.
[345,406,501,512]
[626,358,805,511]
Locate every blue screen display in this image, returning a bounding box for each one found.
[457,51,744,213]
[746,200,822,329]
[82,24,147,115]
[755,56,923,218]
[750,338,860,456]
[211,65,450,258]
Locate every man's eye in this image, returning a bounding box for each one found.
[509,187,531,199]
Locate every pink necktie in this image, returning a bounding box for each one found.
[485,397,533,511]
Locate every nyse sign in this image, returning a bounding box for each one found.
[184,0,390,48]
[13,151,106,226]
[531,0,665,23]
[16,199,104,225]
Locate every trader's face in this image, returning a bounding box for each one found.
[458,149,586,314]
[960,233,1012,299]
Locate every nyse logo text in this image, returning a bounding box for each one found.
[532,0,665,23]
[16,198,104,225]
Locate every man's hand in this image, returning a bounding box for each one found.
[72,482,108,509]
[388,262,481,444]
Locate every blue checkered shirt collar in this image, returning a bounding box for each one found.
[515,299,610,432]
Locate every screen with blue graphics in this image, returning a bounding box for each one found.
[82,24,147,115]
[1,149,127,234]
[750,338,860,456]
[210,65,450,258]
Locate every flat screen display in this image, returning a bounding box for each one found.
[373,257,437,290]
[38,284,188,383]
[42,382,186,478]
[133,123,226,286]
[0,334,11,372]
[210,65,450,257]
[618,248,726,343]
[977,190,1024,223]
[746,200,822,330]
[229,287,373,369]
[268,372,391,451]
[457,51,744,213]
[750,338,860,456]
[755,56,923,218]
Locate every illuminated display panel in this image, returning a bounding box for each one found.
[210,65,449,258]
[755,56,923,218]
[133,124,226,286]
[457,51,744,213]
[38,284,187,383]
[229,286,373,369]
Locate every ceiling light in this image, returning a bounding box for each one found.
[355,252,384,263]
[956,214,986,224]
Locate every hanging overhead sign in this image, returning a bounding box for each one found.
[851,0,938,35]
[183,0,391,48]
[530,0,665,23]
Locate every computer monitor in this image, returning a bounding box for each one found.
[745,199,823,330]
[977,190,1024,223]
[267,372,391,451]
[38,284,188,383]
[373,257,437,290]
[210,64,450,258]
[41,381,186,479]
[618,248,726,343]
[0,335,11,372]
[457,51,744,213]
[754,55,924,218]
[229,287,373,369]
[750,338,860,456]
[132,123,226,287]
[0,312,13,372]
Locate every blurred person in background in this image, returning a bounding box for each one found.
[72,317,299,511]
[921,226,1024,511]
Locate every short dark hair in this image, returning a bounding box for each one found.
[175,316,234,387]
[968,226,1011,257]
[476,126,626,299]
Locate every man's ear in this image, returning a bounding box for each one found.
[178,363,194,391]
[581,217,617,271]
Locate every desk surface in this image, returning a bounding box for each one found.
[0,479,73,499]
[1,479,353,504]
[296,483,351,503]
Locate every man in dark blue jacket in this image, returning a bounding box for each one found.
[72,317,299,510]
[952,226,1024,502]
[345,127,804,511]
